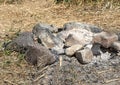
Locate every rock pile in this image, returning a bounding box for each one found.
[3,22,120,68]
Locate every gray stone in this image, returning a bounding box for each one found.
[93,32,118,48]
[91,43,101,56]
[50,46,65,55]
[32,23,58,33]
[32,26,64,52]
[63,22,102,33]
[3,32,35,53]
[56,31,68,42]
[75,48,93,64]
[25,44,57,67]
[65,44,83,56]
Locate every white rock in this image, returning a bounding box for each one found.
[65,29,93,47]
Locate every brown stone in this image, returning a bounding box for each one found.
[93,32,118,48]
[75,48,93,64]
[25,44,57,68]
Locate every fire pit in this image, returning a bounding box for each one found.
[3,22,120,85]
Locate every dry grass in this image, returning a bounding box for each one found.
[0,0,120,84]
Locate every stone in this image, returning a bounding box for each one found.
[93,32,118,48]
[57,23,94,47]
[32,26,64,51]
[65,44,83,56]
[50,46,65,55]
[85,43,93,49]
[56,31,68,42]
[3,32,35,53]
[32,23,58,33]
[65,34,82,47]
[111,41,120,51]
[25,44,57,67]
[65,29,93,47]
[91,43,101,56]
[63,22,102,33]
[75,48,93,64]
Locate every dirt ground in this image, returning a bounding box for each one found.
[0,0,120,85]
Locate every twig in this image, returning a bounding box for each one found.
[37,66,48,75]
[97,69,112,74]
[59,56,63,67]
[105,78,120,83]
[33,74,45,82]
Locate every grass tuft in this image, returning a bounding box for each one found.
[3,50,12,56]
